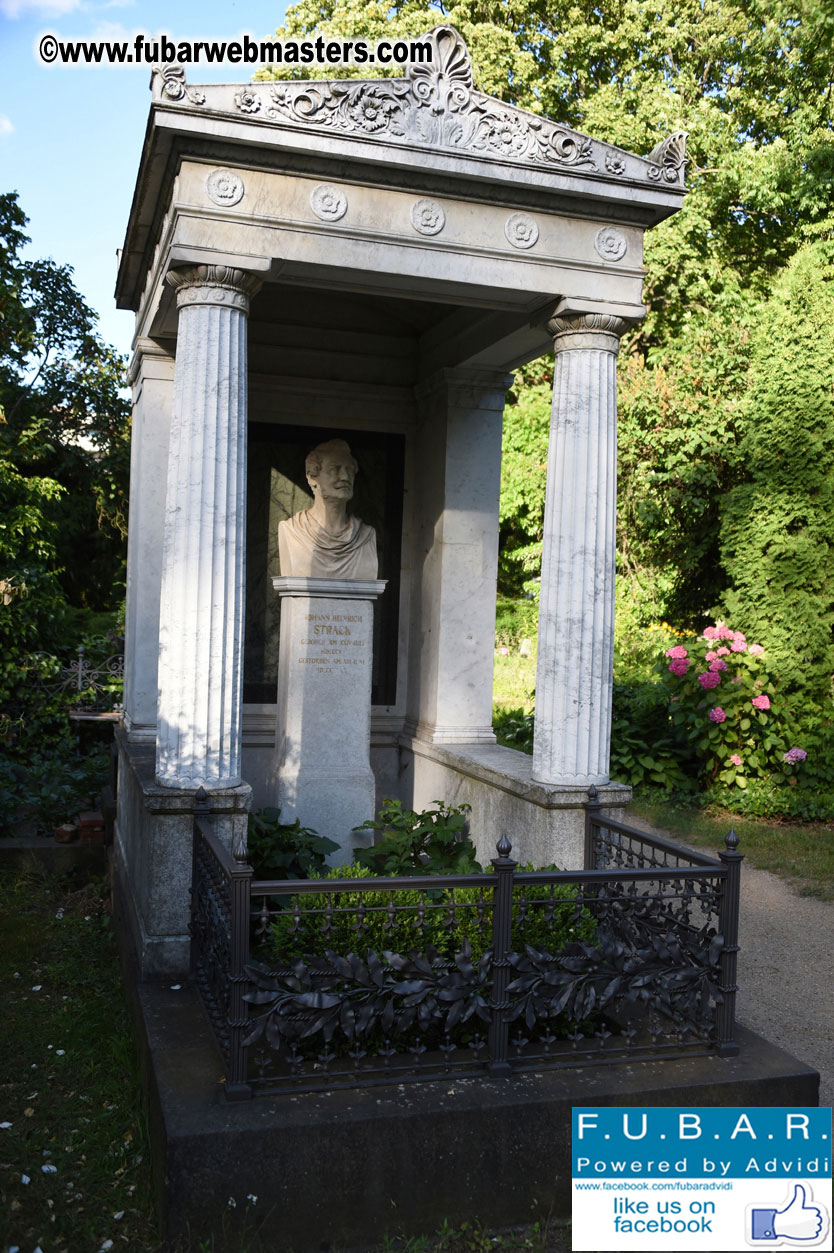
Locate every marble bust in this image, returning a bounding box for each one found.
[277,439,378,580]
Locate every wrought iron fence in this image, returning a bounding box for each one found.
[190,787,743,1101]
[29,646,125,713]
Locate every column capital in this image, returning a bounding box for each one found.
[546,311,628,354]
[166,264,262,315]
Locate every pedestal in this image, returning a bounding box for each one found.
[270,577,386,864]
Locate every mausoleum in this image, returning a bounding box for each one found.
[114,26,687,974]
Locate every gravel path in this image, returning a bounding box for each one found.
[733,859,834,1107]
[636,818,833,1103]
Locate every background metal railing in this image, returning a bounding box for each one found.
[26,646,125,713]
[190,788,743,1100]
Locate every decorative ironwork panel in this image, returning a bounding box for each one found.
[26,646,124,712]
[191,828,235,1064]
[189,800,742,1098]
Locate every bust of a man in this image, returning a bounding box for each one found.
[277,439,378,580]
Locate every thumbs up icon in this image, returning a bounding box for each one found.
[751,1184,827,1243]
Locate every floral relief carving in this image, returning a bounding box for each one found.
[645,131,689,185]
[156,65,205,106]
[206,169,245,208]
[410,198,445,235]
[159,30,684,189]
[234,87,261,115]
[595,226,627,262]
[310,184,348,222]
[263,27,600,175]
[504,212,539,250]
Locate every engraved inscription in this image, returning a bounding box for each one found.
[297,611,367,675]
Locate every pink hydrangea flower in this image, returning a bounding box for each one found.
[705,650,718,661]
[709,658,728,672]
[668,659,690,676]
[698,671,721,690]
[716,646,731,656]
[709,707,726,722]
[748,643,764,656]
[783,748,807,764]
[717,624,734,640]
[665,645,689,659]
[703,626,719,640]
[730,639,747,652]
[730,753,743,766]
[752,694,770,711]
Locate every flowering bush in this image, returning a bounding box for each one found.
[659,622,806,789]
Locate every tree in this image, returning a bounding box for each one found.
[0,191,130,624]
[719,239,834,717]
[256,3,834,720]
[257,0,834,622]
[0,191,130,756]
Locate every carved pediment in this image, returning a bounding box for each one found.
[154,27,687,188]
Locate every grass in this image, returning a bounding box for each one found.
[372,1220,568,1251]
[630,793,834,900]
[492,649,536,714]
[0,855,575,1253]
[0,856,159,1253]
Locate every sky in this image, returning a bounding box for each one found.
[1,0,289,358]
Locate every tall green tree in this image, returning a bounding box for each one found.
[260,1,834,622]
[0,189,130,724]
[719,238,834,716]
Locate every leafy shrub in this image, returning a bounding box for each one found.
[660,621,800,789]
[269,862,452,963]
[246,807,338,880]
[718,239,834,716]
[1,653,75,767]
[610,680,696,791]
[702,781,834,822]
[24,742,110,833]
[270,862,597,972]
[498,382,549,597]
[354,798,480,876]
[494,596,539,648]
[0,756,25,834]
[613,574,684,684]
[492,706,534,753]
[453,868,597,963]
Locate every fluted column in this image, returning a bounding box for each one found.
[155,264,261,788]
[531,313,626,787]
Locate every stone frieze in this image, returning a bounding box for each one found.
[152,26,687,188]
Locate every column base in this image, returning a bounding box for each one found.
[529,770,611,787]
[408,718,497,746]
[114,727,251,977]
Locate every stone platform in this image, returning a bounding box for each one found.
[123,970,818,1251]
